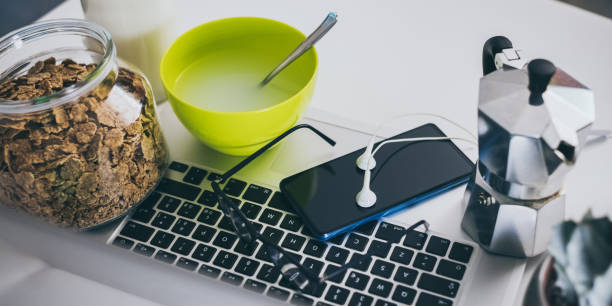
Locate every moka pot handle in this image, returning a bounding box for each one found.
[482,36,513,75]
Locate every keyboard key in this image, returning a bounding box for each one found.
[151,212,176,230]
[221,271,244,286]
[252,222,264,233]
[418,273,460,298]
[198,264,221,278]
[240,202,262,219]
[192,224,216,243]
[227,197,242,206]
[354,220,378,236]
[234,240,259,256]
[168,161,188,172]
[234,257,260,276]
[392,285,416,305]
[133,244,155,257]
[303,258,325,276]
[349,253,372,271]
[368,240,391,258]
[346,271,370,290]
[259,208,282,226]
[261,226,284,244]
[291,293,314,306]
[243,184,272,204]
[302,226,314,236]
[171,237,196,255]
[390,246,414,265]
[171,218,196,236]
[257,264,280,283]
[131,205,156,223]
[197,208,221,225]
[244,279,267,294]
[436,259,467,280]
[282,233,306,251]
[371,260,395,278]
[416,292,453,306]
[280,280,306,294]
[267,286,290,302]
[157,178,201,201]
[375,222,405,243]
[150,231,175,249]
[112,236,134,249]
[325,285,350,305]
[426,235,451,256]
[120,221,155,242]
[280,214,303,231]
[255,246,273,263]
[223,178,247,197]
[154,250,176,264]
[323,264,347,283]
[207,172,222,181]
[213,251,238,269]
[217,216,237,232]
[213,231,238,249]
[349,293,373,306]
[192,244,216,262]
[140,191,161,209]
[369,278,393,298]
[413,253,437,272]
[326,246,349,265]
[328,234,346,245]
[404,231,427,250]
[304,282,327,298]
[394,266,419,286]
[375,300,397,306]
[449,242,474,263]
[279,277,299,290]
[286,251,303,263]
[177,257,199,271]
[197,190,217,207]
[183,167,207,185]
[346,233,369,251]
[177,202,202,219]
[268,192,295,213]
[303,240,327,258]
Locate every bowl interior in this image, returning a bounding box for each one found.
[161,17,317,113]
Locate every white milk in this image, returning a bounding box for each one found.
[81,0,176,102]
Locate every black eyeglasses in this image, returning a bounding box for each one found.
[211,123,431,295]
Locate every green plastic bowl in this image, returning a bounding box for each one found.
[160,17,318,156]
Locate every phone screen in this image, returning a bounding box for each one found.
[279,123,474,240]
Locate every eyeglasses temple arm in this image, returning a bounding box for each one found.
[219,124,336,183]
[211,182,261,240]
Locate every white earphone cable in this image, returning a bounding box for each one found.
[371,136,478,157]
[369,113,477,144]
[355,113,478,208]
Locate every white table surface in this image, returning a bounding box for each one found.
[1,0,611,305]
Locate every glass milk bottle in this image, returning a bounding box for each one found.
[81,0,176,102]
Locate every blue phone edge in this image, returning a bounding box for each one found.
[315,175,470,240]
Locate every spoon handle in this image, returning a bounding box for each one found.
[261,12,337,85]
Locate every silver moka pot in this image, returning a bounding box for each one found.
[460,36,595,258]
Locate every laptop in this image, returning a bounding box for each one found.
[0,102,527,306]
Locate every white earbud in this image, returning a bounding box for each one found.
[356,138,376,170]
[354,112,479,209]
[356,169,376,208]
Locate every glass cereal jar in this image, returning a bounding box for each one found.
[0,19,168,229]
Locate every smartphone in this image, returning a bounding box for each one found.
[279,123,474,240]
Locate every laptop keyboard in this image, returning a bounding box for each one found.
[110,160,476,306]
